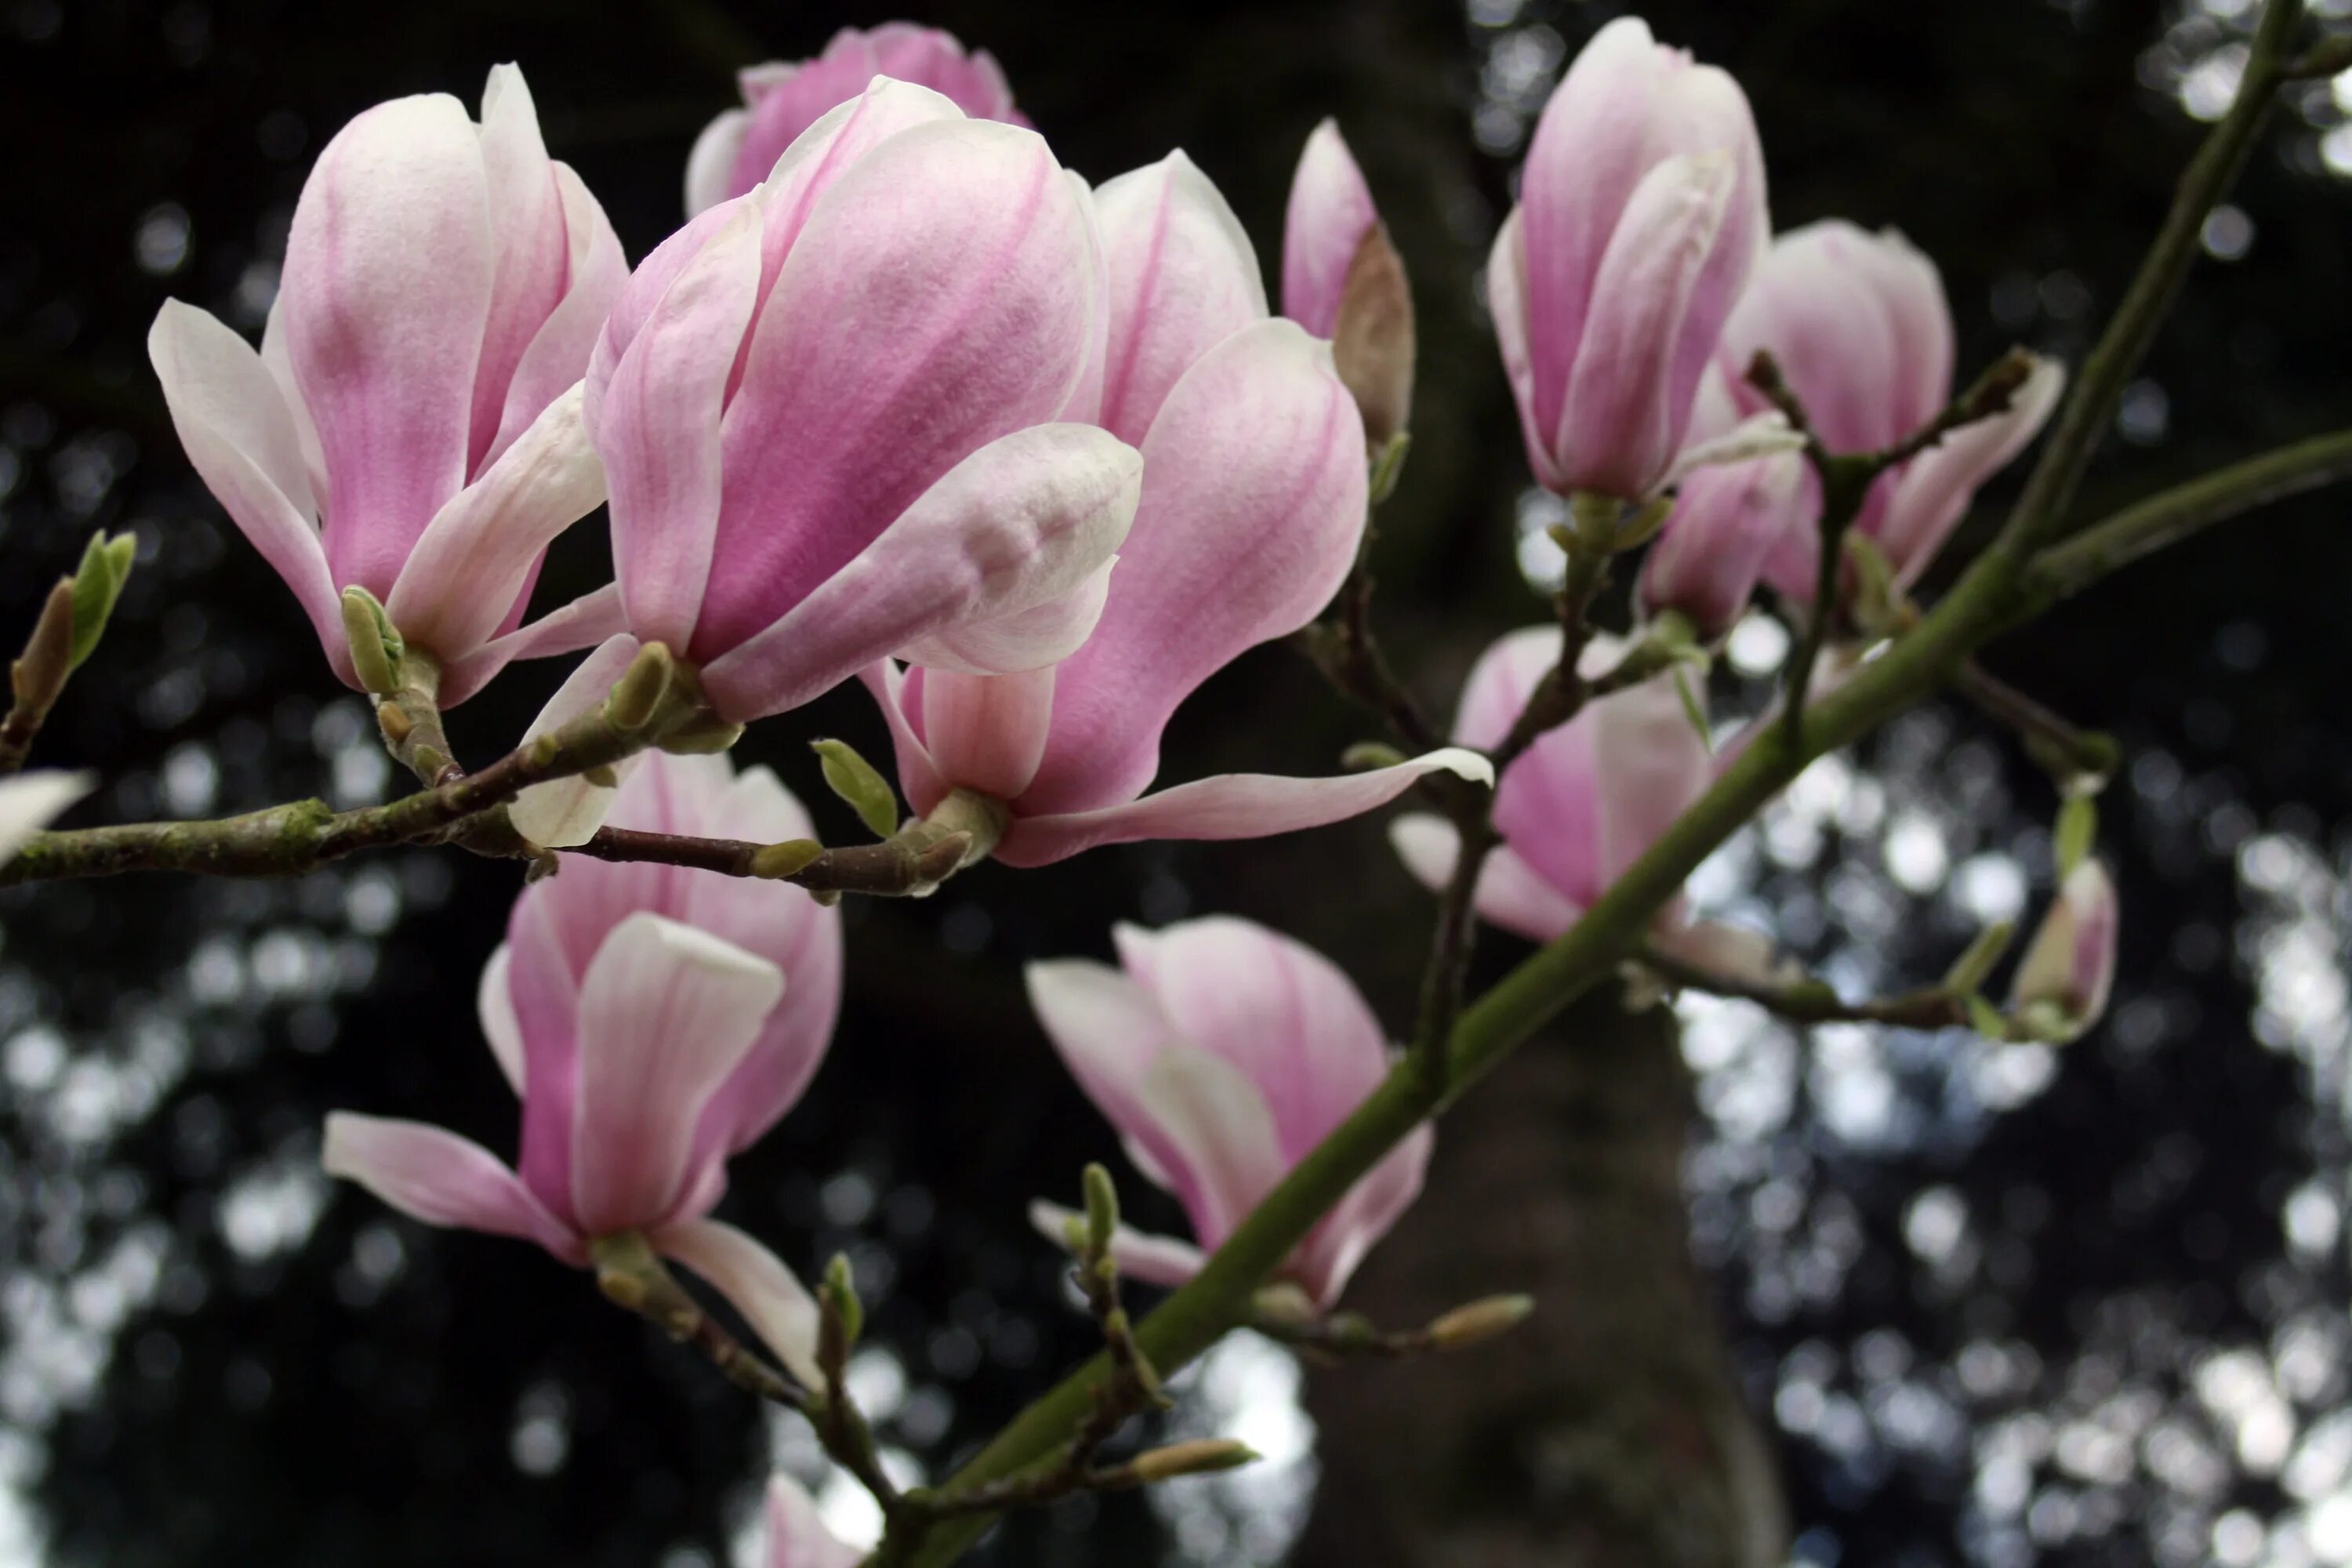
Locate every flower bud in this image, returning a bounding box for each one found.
[1282,120,1414,448]
[811,738,901,839]
[1488,19,1769,500]
[1638,447,1806,639]
[67,530,138,671]
[1125,1439,1259,1485]
[1426,1293,1537,1352]
[2009,859,2118,1043]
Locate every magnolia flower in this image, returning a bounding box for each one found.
[517,79,1137,846]
[0,771,93,866]
[865,151,1487,866]
[2009,858,2118,1042]
[1638,427,1806,638]
[324,753,841,1382]
[1282,119,1414,446]
[1718,220,2066,597]
[686,24,1022,215]
[1392,627,1713,942]
[760,1474,865,1568]
[1028,917,1432,1307]
[148,66,626,705]
[1489,17,1770,501]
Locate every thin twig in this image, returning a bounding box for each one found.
[590,1232,808,1410]
[1955,660,2118,786]
[1639,943,1969,1029]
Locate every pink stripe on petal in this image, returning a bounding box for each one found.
[283,93,494,596]
[700,423,1138,721]
[1093,150,1268,446]
[1018,319,1367,815]
[322,1112,579,1261]
[568,914,783,1236]
[387,383,603,663]
[996,748,1492,868]
[470,65,569,475]
[488,162,626,467]
[920,665,1058,801]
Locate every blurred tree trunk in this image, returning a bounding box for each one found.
[1295,997,1785,1568]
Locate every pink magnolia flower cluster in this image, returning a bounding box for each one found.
[116,15,2124,1496]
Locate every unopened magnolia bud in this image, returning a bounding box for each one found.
[339,586,401,695]
[604,642,677,733]
[1127,1439,1258,1485]
[67,530,138,671]
[820,1252,863,1353]
[10,580,74,713]
[1333,223,1415,450]
[1426,1293,1536,1351]
[1081,1162,1119,1254]
[812,739,899,839]
[2009,858,2118,1044]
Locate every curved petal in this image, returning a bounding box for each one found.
[1281,119,1377,338]
[508,633,645,848]
[1879,353,2066,585]
[147,301,347,680]
[725,42,896,211]
[602,200,767,654]
[1026,956,1196,1194]
[1639,449,1806,637]
[699,423,1139,721]
[477,943,525,1094]
[1450,623,1558,751]
[1557,149,1736,500]
[1093,150,1269,445]
[283,93,494,595]
[652,1217,823,1390]
[1588,672,1715,888]
[1388,813,1583,943]
[695,118,1097,659]
[996,747,1494,869]
[1137,1044,1286,1249]
[857,659,948,818]
[1115,917,1390,1160]
[0,771,93,866]
[894,560,1114,678]
[446,582,629,706]
[471,65,570,474]
[568,913,784,1236]
[684,107,751,218]
[1027,1200,1207,1290]
[919,664,1058,801]
[489,162,628,468]
[1486,208,1565,492]
[1294,1123,1432,1307]
[321,1112,579,1262]
[1018,320,1368,815]
[387,383,604,663]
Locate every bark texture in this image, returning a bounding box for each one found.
[1297,996,1785,1568]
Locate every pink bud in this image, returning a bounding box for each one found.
[1026,918,1432,1306]
[2009,858,2118,1041]
[1392,627,1712,942]
[593,82,1139,726]
[1282,120,1414,448]
[322,753,840,1379]
[686,25,1025,216]
[147,67,628,703]
[1722,221,2067,597]
[860,153,1488,865]
[1638,445,1806,638]
[1490,18,1769,500]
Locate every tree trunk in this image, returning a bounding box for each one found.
[1296,996,1785,1568]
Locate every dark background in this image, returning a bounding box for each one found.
[2,1,2350,1564]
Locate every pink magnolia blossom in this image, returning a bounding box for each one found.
[1281,118,1380,337]
[1392,627,1714,943]
[0,771,92,866]
[864,151,1489,866]
[1489,17,1771,501]
[1637,413,1806,637]
[324,752,842,1383]
[2010,858,2118,1042]
[1027,917,1432,1307]
[760,1474,865,1568]
[1714,220,2066,597]
[148,66,626,704]
[687,24,1023,216]
[586,79,1132,738]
